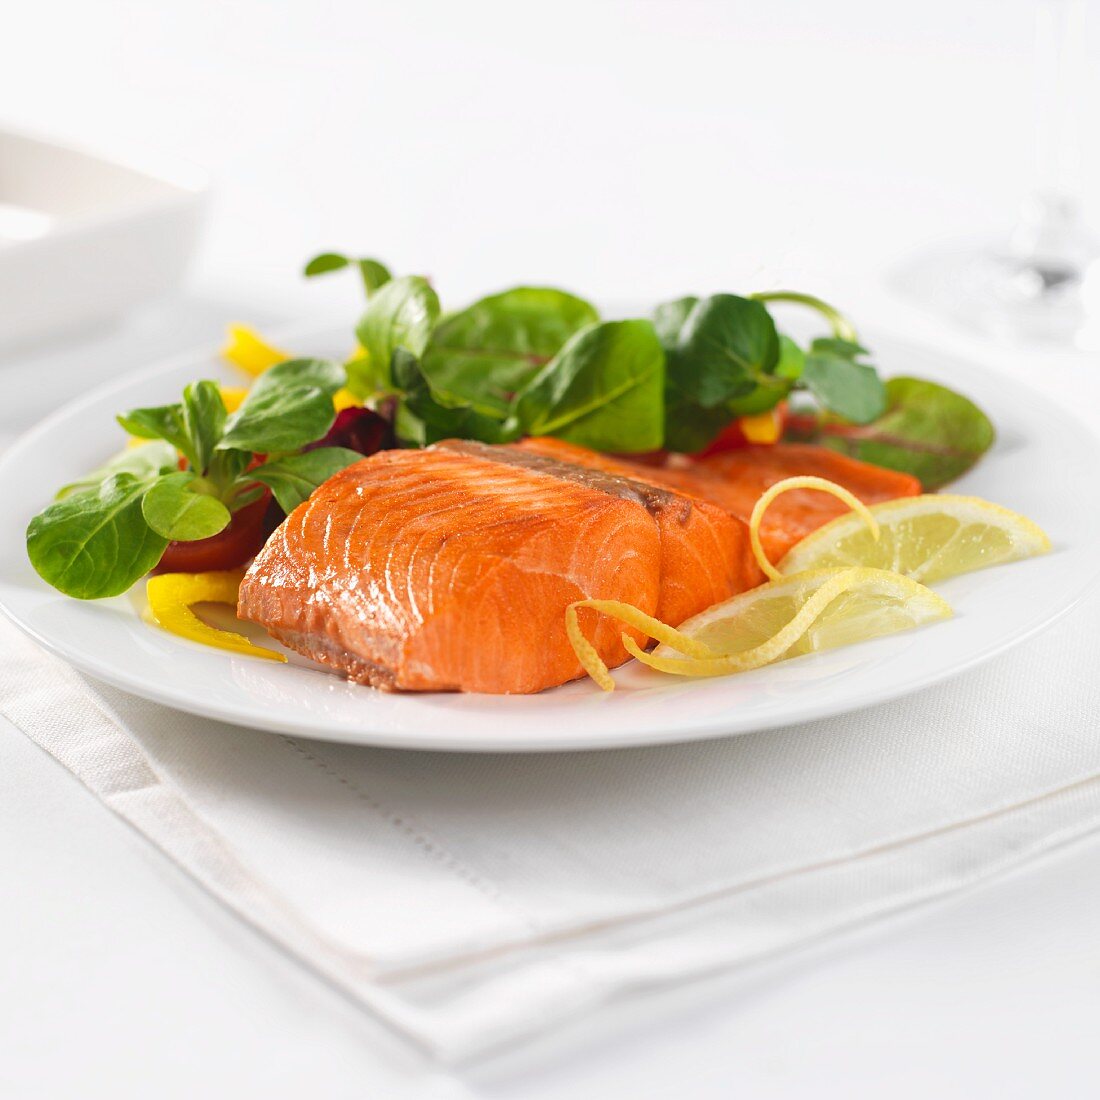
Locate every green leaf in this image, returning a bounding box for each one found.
[653,297,699,351]
[774,334,805,380]
[420,287,599,417]
[141,471,232,542]
[668,294,779,408]
[218,358,345,454]
[27,473,168,599]
[819,377,995,490]
[57,441,178,500]
[352,276,440,397]
[801,338,886,424]
[250,447,364,513]
[116,404,195,467]
[393,350,516,446]
[662,393,731,454]
[181,380,227,474]
[512,320,665,453]
[304,252,351,276]
[303,252,392,296]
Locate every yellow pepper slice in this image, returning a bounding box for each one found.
[333,387,363,412]
[739,407,783,444]
[219,386,249,413]
[146,571,286,662]
[222,324,291,377]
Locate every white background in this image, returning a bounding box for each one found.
[3,1,1100,1096]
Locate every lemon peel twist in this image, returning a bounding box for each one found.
[749,475,880,581]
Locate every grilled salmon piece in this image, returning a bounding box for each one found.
[641,444,922,563]
[511,437,762,617]
[239,440,754,694]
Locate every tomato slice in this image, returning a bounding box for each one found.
[151,492,276,574]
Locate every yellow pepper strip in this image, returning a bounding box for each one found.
[749,476,879,582]
[739,407,783,444]
[333,387,363,412]
[146,571,286,662]
[219,386,249,414]
[222,324,291,378]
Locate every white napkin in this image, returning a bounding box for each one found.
[3,583,1100,1061]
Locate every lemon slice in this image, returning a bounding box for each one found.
[567,567,952,688]
[778,495,1051,584]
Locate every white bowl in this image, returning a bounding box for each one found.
[0,127,208,349]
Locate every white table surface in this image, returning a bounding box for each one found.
[3,1,1100,1095]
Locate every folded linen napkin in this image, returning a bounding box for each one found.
[3,583,1100,1061]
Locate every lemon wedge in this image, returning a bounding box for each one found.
[779,495,1051,584]
[567,568,951,689]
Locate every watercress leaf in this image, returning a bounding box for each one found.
[181,380,227,474]
[774,334,806,380]
[662,393,732,454]
[352,276,440,397]
[668,294,779,407]
[217,358,345,454]
[141,471,232,542]
[303,252,351,276]
[801,340,886,424]
[393,349,516,446]
[57,441,178,500]
[27,473,168,599]
[513,319,665,453]
[250,447,363,513]
[116,404,196,466]
[726,375,794,417]
[356,258,392,295]
[819,377,995,489]
[303,252,392,296]
[218,387,336,455]
[420,287,599,417]
[652,296,698,352]
[249,356,346,399]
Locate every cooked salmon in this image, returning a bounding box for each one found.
[640,444,922,562]
[510,437,762,619]
[517,438,920,568]
[238,440,757,694]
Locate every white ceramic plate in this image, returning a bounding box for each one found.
[1,329,1097,751]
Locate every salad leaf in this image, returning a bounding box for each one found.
[512,320,664,452]
[141,471,232,541]
[774,334,805,380]
[420,287,599,417]
[800,338,886,424]
[250,446,364,513]
[57,441,178,500]
[653,296,698,352]
[352,276,440,397]
[393,350,516,446]
[304,252,392,296]
[818,376,995,489]
[666,294,779,407]
[181,381,227,473]
[27,473,169,599]
[117,404,195,467]
[218,358,345,454]
[662,392,732,454]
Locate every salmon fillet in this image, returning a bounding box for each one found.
[238,440,757,694]
[510,437,762,619]
[643,444,922,563]
[520,438,921,565]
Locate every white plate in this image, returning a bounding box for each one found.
[1,329,1097,752]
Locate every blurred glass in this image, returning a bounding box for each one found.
[892,0,1099,347]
